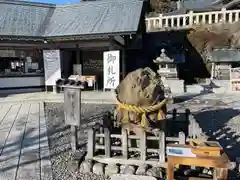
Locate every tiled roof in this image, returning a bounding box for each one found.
[0,0,143,38]
[45,0,143,37]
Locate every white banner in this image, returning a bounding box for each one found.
[103,50,120,89]
[43,50,61,86]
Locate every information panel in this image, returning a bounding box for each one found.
[230,67,240,91]
[43,50,61,86]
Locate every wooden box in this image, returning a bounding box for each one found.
[191,141,222,157]
[167,141,222,158]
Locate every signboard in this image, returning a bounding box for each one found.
[0,50,16,57]
[230,80,240,91]
[103,50,120,89]
[73,64,82,75]
[230,67,240,79]
[64,88,81,126]
[230,67,240,91]
[43,50,61,86]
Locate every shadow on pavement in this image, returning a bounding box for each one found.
[174,90,213,104]
[194,108,240,161]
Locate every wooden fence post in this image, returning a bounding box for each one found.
[159,130,165,163]
[179,131,186,144]
[122,128,128,159]
[99,126,104,145]
[185,109,190,137]
[87,127,95,159]
[104,127,111,157]
[199,127,203,136]
[188,114,194,138]
[173,108,177,120]
[140,131,147,161]
[185,109,190,122]
[194,119,198,138]
[71,126,78,151]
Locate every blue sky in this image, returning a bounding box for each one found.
[27,0,80,4]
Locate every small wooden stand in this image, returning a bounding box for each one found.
[61,84,84,151]
[167,144,230,180]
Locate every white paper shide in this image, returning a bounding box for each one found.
[103,50,120,89]
[43,50,61,86]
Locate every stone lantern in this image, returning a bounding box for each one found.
[153,48,177,80]
[153,49,184,94]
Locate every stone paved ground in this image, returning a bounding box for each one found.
[0,91,116,104]
[174,93,240,163]
[0,102,52,180]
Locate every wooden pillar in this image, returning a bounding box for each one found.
[121,49,126,79]
[76,44,80,64]
[109,40,115,51]
[76,44,82,75]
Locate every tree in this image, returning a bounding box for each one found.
[150,0,173,12]
[148,0,174,16]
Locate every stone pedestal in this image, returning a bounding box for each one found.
[164,79,184,94]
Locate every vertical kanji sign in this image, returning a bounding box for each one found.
[103,50,120,89]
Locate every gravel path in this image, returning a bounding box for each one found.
[44,103,114,180]
[44,96,240,179]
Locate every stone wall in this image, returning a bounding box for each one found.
[164,79,240,95]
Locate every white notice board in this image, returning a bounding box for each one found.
[103,50,120,89]
[43,50,61,86]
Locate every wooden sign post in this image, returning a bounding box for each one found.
[60,81,85,151]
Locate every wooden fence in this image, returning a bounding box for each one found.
[86,127,186,167]
[86,109,203,167]
[146,8,240,31]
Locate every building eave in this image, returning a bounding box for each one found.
[45,31,136,41]
[0,35,45,42]
[0,31,136,43]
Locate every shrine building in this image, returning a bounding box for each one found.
[0,0,146,92]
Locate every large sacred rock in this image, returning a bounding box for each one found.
[116,67,165,106]
[115,67,167,132]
